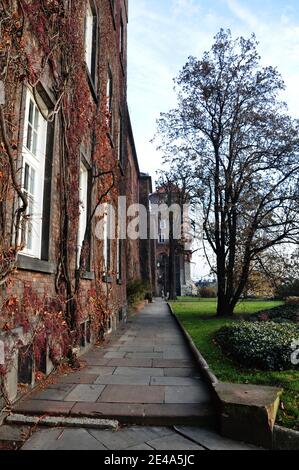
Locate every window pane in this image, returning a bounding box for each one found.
[34,107,39,131]
[24,163,30,191]
[29,167,35,195]
[85,4,93,73]
[32,131,37,156]
[26,124,32,151]
[28,100,34,124]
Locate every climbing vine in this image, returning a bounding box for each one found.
[0,0,122,404]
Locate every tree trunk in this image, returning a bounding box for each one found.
[217,295,235,317]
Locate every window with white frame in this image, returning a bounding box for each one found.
[116,238,122,281]
[21,89,48,258]
[102,203,111,276]
[106,67,113,133]
[159,219,167,244]
[117,112,123,162]
[77,162,88,267]
[85,2,96,80]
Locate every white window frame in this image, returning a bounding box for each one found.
[77,162,88,267]
[117,112,122,161]
[21,89,48,259]
[106,67,113,132]
[85,2,94,75]
[116,238,121,280]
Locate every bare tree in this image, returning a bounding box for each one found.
[156,30,299,316]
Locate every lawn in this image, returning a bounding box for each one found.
[170,298,299,430]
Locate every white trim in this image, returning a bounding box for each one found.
[85,2,94,74]
[21,88,47,259]
[77,162,88,267]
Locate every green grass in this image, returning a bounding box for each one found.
[170,298,298,430]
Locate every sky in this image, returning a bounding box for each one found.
[127,0,299,279]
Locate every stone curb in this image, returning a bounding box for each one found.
[167,303,219,395]
[6,413,119,431]
[167,302,299,450]
[273,425,299,451]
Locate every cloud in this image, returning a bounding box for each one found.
[226,0,259,29]
[128,0,299,179]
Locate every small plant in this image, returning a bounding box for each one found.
[199,286,217,298]
[126,279,150,306]
[215,321,299,371]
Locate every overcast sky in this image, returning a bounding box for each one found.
[127,0,299,279]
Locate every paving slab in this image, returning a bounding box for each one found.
[23,428,106,450]
[59,374,99,384]
[98,385,165,404]
[64,384,105,402]
[175,426,262,450]
[104,352,126,359]
[165,385,211,404]
[95,375,150,386]
[14,400,76,416]
[142,404,215,426]
[153,359,195,368]
[163,368,198,377]
[31,385,76,402]
[89,427,172,450]
[83,358,110,366]
[71,403,145,421]
[126,443,154,450]
[147,434,204,451]
[114,367,164,377]
[83,366,116,376]
[151,377,202,386]
[107,358,153,367]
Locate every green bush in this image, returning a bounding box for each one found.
[248,304,299,323]
[215,321,299,371]
[127,279,150,306]
[199,286,217,298]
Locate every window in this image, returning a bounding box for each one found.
[103,204,111,276]
[85,2,96,81]
[21,89,48,258]
[159,219,167,244]
[120,15,124,58]
[106,67,113,133]
[160,220,167,230]
[77,162,88,267]
[117,112,123,162]
[116,238,122,281]
[159,234,166,244]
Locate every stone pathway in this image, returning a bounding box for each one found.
[9,299,261,450]
[14,299,214,425]
[21,425,260,451]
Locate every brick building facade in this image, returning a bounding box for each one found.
[0,0,154,407]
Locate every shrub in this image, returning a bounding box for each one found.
[215,321,299,371]
[248,304,299,324]
[199,286,217,298]
[126,279,150,306]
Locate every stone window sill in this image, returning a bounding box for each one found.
[17,255,56,275]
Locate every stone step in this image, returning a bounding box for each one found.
[6,413,118,431]
[0,424,31,450]
[13,401,216,427]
